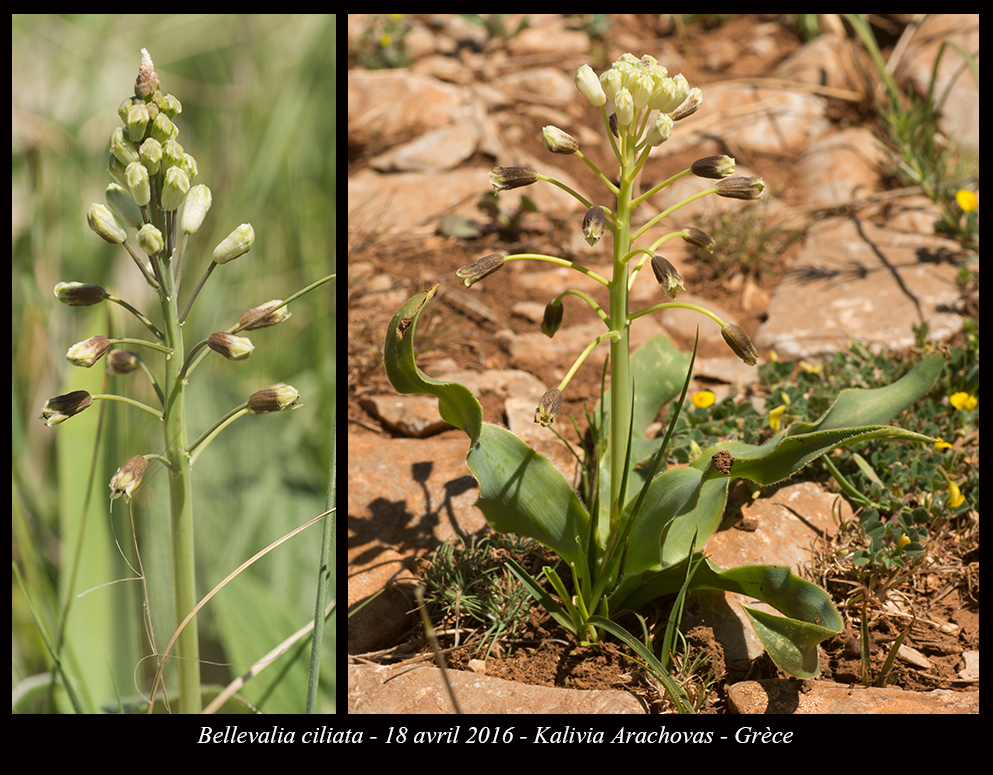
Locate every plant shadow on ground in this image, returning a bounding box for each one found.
[348,15,978,711]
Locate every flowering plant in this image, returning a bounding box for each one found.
[384,54,942,680]
[36,49,334,713]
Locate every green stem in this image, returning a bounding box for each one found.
[157,219,201,714]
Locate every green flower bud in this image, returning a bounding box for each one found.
[87,203,127,244]
[54,282,107,307]
[455,253,505,288]
[126,161,151,206]
[489,166,538,191]
[651,255,685,299]
[66,335,111,368]
[582,205,605,246]
[161,166,190,212]
[722,323,758,366]
[692,155,736,179]
[534,388,563,427]
[181,153,198,182]
[212,223,255,264]
[208,332,254,360]
[157,93,182,118]
[135,48,160,99]
[110,454,148,502]
[127,101,150,142]
[644,113,673,147]
[613,88,634,128]
[248,384,302,415]
[149,112,178,144]
[239,300,291,330]
[182,184,212,234]
[107,350,141,374]
[139,137,163,175]
[105,183,143,228]
[137,223,163,255]
[39,390,92,426]
[161,138,185,170]
[109,126,140,166]
[541,299,563,338]
[716,176,765,201]
[108,152,128,188]
[575,64,606,107]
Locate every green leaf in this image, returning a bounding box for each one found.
[384,286,591,568]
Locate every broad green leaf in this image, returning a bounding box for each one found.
[384,286,590,567]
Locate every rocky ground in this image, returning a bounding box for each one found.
[346,14,979,713]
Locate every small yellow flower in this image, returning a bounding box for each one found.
[934,437,953,450]
[950,392,978,411]
[692,390,715,408]
[947,480,965,509]
[955,189,978,213]
[768,404,787,432]
[896,533,911,550]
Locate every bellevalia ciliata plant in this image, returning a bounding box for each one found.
[38,49,334,713]
[384,54,943,681]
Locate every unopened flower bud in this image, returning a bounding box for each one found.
[157,93,182,119]
[127,101,150,142]
[109,126,140,166]
[54,282,107,307]
[672,87,703,120]
[39,390,92,426]
[692,155,736,179]
[137,223,163,255]
[582,206,606,246]
[542,126,579,154]
[455,254,505,288]
[105,183,143,228]
[239,300,291,330]
[139,137,163,175]
[614,88,634,128]
[66,335,111,368]
[107,350,141,374]
[722,323,758,366]
[541,299,564,338]
[683,227,716,252]
[149,112,178,144]
[126,161,151,206]
[651,255,685,299]
[208,332,254,360]
[87,203,127,244]
[248,385,301,414]
[212,223,255,264]
[575,64,606,107]
[534,388,563,427]
[109,454,148,502]
[644,113,674,147]
[716,176,765,201]
[161,166,190,211]
[182,184,212,234]
[135,48,160,99]
[489,166,538,191]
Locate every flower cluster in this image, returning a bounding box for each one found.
[38,48,301,500]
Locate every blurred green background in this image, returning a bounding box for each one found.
[12,14,336,713]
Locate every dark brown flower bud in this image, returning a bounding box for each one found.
[107,350,141,374]
[489,167,538,191]
[207,332,254,360]
[109,455,148,502]
[39,391,92,426]
[722,323,758,366]
[692,155,735,179]
[455,254,506,288]
[651,255,685,299]
[66,336,111,368]
[541,299,564,338]
[248,385,301,414]
[54,282,108,307]
[682,227,716,252]
[582,206,606,246]
[716,176,765,200]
